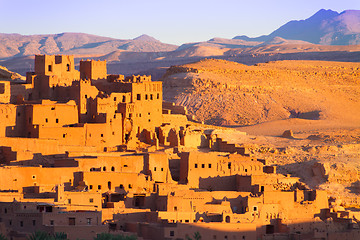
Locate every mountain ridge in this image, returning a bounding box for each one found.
[233,9,360,45]
[0,32,178,59]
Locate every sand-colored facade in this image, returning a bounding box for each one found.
[0,55,358,240]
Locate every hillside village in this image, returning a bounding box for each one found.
[0,55,360,240]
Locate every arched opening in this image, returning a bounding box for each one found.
[107,181,111,190]
[103,166,106,171]
[225,216,230,223]
[111,166,115,172]
[66,64,70,71]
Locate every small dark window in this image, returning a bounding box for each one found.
[89,185,93,189]
[63,134,66,138]
[68,199,71,204]
[20,221,23,227]
[98,185,101,190]
[4,208,7,214]
[129,113,132,118]
[208,164,212,168]
[120,184,124,189]
[137,94,141,100]
[253,206,257,211]
[245,169,248,172]
[108,181,112,190]
[45,118,48,123]
[69,218,75,226]
[50,220,54,225]
[145,94,148,100]
[228,163,231,169]
[66,64,70,71]
[85,94,88,99]
[101,133,104,137]
[128,184,132,189]
[194,164,198,168]
[174,206,177,211]
[161,168,164,171]
[170,231,174,237]
[185,220,189,223]
[111,166,115,171]
[154,167,156,171]
[32,220,36,226]
[48,65,52,72]
[122,96,126,102]
[9,220,11,225]
[150,94,153,100]
[17,112,20,117]
[56,119,59,123]
[201,164,205,168]
[89,198,94,203]
[103,166,106,171]
[114,97,117,101]
[157,93,159,99]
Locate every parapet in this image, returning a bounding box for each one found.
[125,75,151,83]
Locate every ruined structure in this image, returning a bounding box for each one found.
[0,55,359,240]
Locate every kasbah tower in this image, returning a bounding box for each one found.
[0,54,358,240]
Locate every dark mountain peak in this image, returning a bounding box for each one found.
[133,34,159,42]
[307,9,339,22]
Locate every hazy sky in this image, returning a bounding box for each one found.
[0,0,359,45]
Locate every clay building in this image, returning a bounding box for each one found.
[0,55,359,240]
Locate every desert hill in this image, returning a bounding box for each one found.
[162,59,360,127]
[234,9,360,45]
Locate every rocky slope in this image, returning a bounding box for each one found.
[162,59,360,126]
[0,65,25,80]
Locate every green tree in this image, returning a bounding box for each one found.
[27,231,48,240]
[27,231,67,240]
[93,233,137,240]
[0,233,7,240]
[185,232,201,240]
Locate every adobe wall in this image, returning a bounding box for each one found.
[0,166,76,192]
[75,154,144,173]
[0,81,10,103]
[75,171,151,194]
[34,55,80,81]
[179,151,263,188]
[0,137,63,162]
[144,152,173,183]
[80,60,107,80]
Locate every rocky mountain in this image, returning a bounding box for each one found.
[0,33,178,59]
[234,9,360,45]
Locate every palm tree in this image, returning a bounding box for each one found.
[27,231,68,240]
[93,233,137,240]
[185,232,201,240]
[27,231,48,240]
[0,233,7,240]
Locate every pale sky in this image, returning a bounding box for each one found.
[0,0,359,45]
